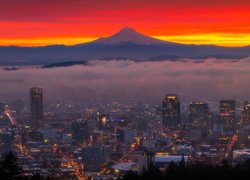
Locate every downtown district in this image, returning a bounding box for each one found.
[0,87,250,179]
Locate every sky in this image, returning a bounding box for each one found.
[1,0,250,47]
[0,59,250,105]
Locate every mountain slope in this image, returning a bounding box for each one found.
[0,27,249,65]
[89,27,171,45]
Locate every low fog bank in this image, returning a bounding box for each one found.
[0,58,250,105]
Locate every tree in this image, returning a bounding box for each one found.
[123,170,139,180]
[30,173,42,180]
[0,151,22,179]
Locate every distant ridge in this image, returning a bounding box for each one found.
[42,61,87,68]
[0,27,250,65]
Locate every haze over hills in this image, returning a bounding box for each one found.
[0,27,250,65]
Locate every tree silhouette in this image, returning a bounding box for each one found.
[0,151,22,179]
[123,159,250,180]
[123,170,139,180]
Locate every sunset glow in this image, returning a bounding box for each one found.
[1,0,250,47]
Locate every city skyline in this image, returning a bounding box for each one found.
[1,85,249,178]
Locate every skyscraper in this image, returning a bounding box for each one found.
[72,119,89,145]
[82,145,112,165]
[30,87,43,130]
[162,94,180,128]
[189,102,210,129]
[220,100,236,131]
[241,102,250,127]
[0,101,5,115]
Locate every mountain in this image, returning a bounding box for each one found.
[89,27,169,45]
[0,27,249,65]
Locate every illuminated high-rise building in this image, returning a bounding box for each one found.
[98,114,109,130]
[189,102,209,129]
[30,87,43,130]
[220,100,236,131]
[162,94,180,128]
[241,102,250,127]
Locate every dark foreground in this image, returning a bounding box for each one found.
[123,159,250,180]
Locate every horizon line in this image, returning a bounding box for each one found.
[0,28,250,48]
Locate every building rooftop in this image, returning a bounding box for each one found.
[154,155,188,163]
[111,162,137,171]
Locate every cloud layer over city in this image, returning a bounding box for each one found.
[0,58,250,105]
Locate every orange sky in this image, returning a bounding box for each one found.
[1,0,250,47]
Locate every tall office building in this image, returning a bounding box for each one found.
[72,119,89,145]
[82,145,112,165]
[0,101,5,115]
[189,102,210,129]
[30,87,43,130]
[241,102,250,127]
[162,94,180,128]
[85,107,99,132]
[220,100,236,131]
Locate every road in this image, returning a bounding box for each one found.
[4,105,17,125]
[226,133,238,162]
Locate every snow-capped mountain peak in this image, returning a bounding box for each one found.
[92,27,167,45]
